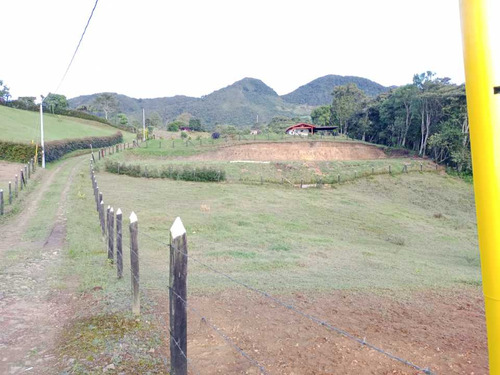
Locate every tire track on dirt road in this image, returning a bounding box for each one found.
[0,156,85,375]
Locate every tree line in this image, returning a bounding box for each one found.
[311,72,471,173]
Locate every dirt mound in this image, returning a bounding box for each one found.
[188,141,387,162]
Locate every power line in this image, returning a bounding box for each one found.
[54,0,99,94]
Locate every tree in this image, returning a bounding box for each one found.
[167,121,183,132]
[331,83,366,135]
[117,113,129,126]
[310,105,332,126]
[0,80,10,103]
[93,93,118,120]
[44,93,68,114]
[189,118,203,131]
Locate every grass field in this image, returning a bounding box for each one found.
[106,138,435,185]
[43,145,483,373]
[0,105,136,143]
[69,164,479,295]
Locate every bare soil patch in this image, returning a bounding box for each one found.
[186,142,387,162]
[0,161,23,182]
[177,288,486,374]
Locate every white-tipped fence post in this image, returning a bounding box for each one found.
[130,212,140,315]
[170,217,188,375]
[108,207,115,263]
[9,181,12,204]
[116,209,123,279]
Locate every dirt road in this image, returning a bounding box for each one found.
[0,157,82,374]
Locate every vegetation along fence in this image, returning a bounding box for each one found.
[0,158,36,217]
[88,150,436,374]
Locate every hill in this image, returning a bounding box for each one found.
[280,75,390,106]
[68,75,390,128]
[0,105,134,143]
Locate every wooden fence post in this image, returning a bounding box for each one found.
[15,175,18,198]
[337,174,341,183]
[27,163,30,179]
[20,170,24,190]
[420,163,423,172]
[9,181,12,204]
[116,209,123,279]
[0,190,4,215]
[389,165,392,175]
[25,165,28,183]
[108,207,115,263]
[95,186,99,211]
[130,212,140,315]
[170,217,188,375]
[99,200,105,236]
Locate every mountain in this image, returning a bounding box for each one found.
[68,75,390,128]
[280,75,390,106]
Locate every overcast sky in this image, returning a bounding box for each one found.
[1,0,498,100]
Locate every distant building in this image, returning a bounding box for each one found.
[180,127,191,132]
[250,129,261,135]
[285,123,337,136]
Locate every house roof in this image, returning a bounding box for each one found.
[285,123,316,132]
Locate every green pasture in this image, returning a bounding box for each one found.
[67,159,480,297]
[107,138,428,185]
[0,105,136,143]
[106,153,436,185]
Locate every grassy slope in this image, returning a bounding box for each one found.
[68,163,479,296]
[107,138,432,184]
[0,105,135,143]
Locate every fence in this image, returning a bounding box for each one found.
[0,157,36,217]
[88,150,436,375]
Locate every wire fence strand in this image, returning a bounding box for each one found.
[89,157,435,375]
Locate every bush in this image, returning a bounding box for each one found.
[0,141,36,162]
[43,132,123,163]
[212,132,220,139]
[105,160,225,182]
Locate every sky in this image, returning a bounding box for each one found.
[1,0,497,101]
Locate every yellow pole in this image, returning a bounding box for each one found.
[459,0,500,373]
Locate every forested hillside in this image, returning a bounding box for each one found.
[281,75,390,105]
[68,75,389,128]
[312,72,470,173]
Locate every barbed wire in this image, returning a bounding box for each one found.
[89,158,435,375]
[170,240,434,375]
[169,287,269,375]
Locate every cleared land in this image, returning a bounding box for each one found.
[0,140,486,374]
[107,139,437,185]
[0,105,135,143]
[186,141,388,161]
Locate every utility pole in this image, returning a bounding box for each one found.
[142,108,146,142]
[40,95,46,169]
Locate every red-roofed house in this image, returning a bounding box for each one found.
[285,123,337,136]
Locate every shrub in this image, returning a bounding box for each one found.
[43,132,123,163]
[0,141,36,162]
[212,132,220,139]
[105,160,225,182]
